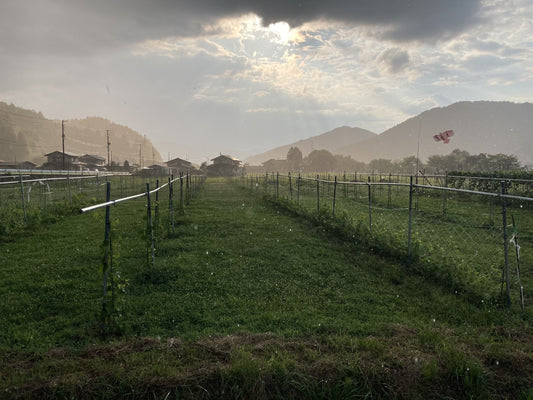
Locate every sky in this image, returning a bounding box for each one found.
[1,0,532,164]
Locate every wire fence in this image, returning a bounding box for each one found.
[79,172,206,336]
[241,172,533,310]
[0,173,173,240]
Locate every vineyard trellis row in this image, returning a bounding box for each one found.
[241,172,533,311]
[0,172,134,239]
[80,172,205,336]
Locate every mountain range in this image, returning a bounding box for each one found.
[245,101,533,166]
[0,102,162,166]
[2,100,532,169]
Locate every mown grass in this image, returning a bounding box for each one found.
[1,178,533,399]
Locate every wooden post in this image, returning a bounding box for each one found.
[101,181,112,336]
[316,175,320,213]
[367,176,372,230]
[155,179,160,249]
[180,172,184,215]
[501,181,511,309]
[289,172,292,200]
[67,171,72,206]
[407,176,414,264]
[169,176,175,234]
[297,173,301,204]
[388,173,392,207]
[276,172,279,198]
[19,174,28,225]
[333,176,337,216]
[146,183,156,272]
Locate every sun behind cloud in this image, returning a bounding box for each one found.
[268,21,291,44]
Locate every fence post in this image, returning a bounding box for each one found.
[101,181,113,336]
[415,172,420,211]
[276,172,279,198]
[19,174,28,225]
[186,172,190,205]
[169,176,175,234]
[388,173,392,207]
[333,176,337,216]
[146,183,156,272]
[316,175,320,213]
[407,176,414,264]
[297,173,301,204]
[289,172,293,200]
[354,171,358,198]
[265,172,268,194]
[442,170,448,216]
[367,176,372,230]
[155,179,160,249]
[343,172,347,197]
[67,171,72,206]
[490,174,496,225]
[180,172,184,215]
[501,181,511,309]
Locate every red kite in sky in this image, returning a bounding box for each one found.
[433,129,454,144]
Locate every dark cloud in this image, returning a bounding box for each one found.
[211,0,482,41]
[1,0,482,58]
[178,0,482,42]
[378,48,410,73]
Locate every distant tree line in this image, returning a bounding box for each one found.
[257,147,522,174]
[106,160,132,172]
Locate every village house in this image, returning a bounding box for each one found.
[134,164,170,177]
[43,151,82,170]
[166,157,195,175]
[207,154,242,177]
[80,154,106,170]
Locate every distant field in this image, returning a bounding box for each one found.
[1,178,532,399]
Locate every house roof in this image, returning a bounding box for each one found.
[211,154,241,162]
[167,157,192,166]
[45,151,80,157]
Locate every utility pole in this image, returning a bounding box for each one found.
[106,130,111,166]
[61,120,67,170]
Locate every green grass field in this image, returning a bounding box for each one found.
[254,173,533,306]
[1,178,533,399]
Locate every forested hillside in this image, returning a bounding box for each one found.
[0,102,161,166]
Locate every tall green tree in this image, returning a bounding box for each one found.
[397,156,420,174]
[368,158,394,173]
[334,154,367,173]
[286,147,303,172]
[304,150,337,172]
